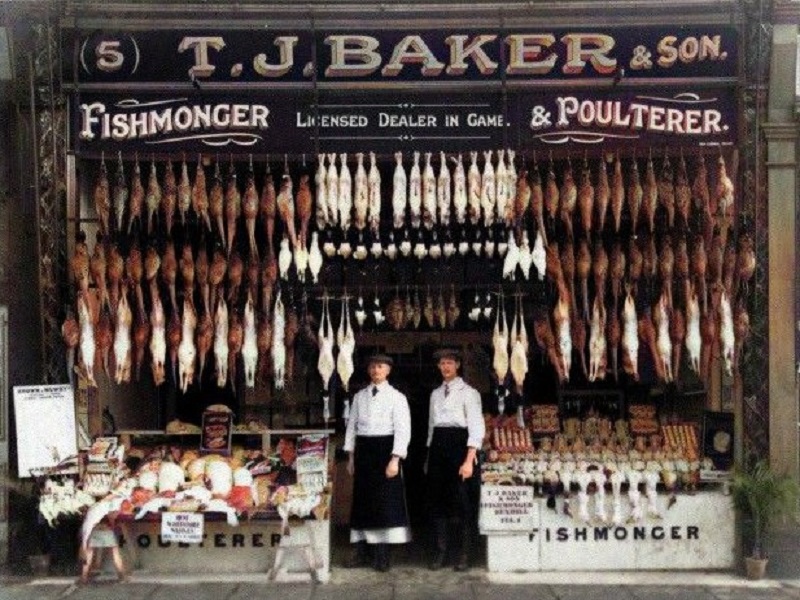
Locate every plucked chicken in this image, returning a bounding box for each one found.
[392,151,408,229]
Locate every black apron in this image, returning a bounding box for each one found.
[350,435,409,531]
[427,427,480,521]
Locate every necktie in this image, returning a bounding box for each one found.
[372,386,378,397]
[444,384,450,397]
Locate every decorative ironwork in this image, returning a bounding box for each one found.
[739,0,772,463]
[32,20,68,385]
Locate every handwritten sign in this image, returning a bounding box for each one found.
[161,512,204,544]
[479,485,537,533]
[13,385,77,477]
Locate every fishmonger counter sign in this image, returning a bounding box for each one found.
[161,512,204,544]
[479,486,537,533]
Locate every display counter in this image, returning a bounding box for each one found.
[481,489,735,572]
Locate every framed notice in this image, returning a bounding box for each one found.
[702,411,734,471]
[13,384,78,477]
[161,512,204,544]
[200,411,233,455]
[479,485,537,533]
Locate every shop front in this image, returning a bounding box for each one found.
[12,1,753,577]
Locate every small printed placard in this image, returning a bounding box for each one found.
[479,485,537,533]
[161,512,204,544]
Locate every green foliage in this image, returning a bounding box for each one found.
[730,460,799,559]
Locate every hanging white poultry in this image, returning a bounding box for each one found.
[626,469,644,524]
[643,470,662,519]
[593,471,608,524]
[354,292,367,328]
[481,150,496,227]
[77,293,97,387]
[509,295,529,394]
[353,152,368,230]
[497,230,508,258]
[453,153,467,225]
[399,230,412,257]
[336,296,355,392]
[655,292,673,383]
[458,230,469,256]
[293,239,309,282]
[409,151,422,228]
[471,230,483,257]
[413,231,428,260]
[326,153,339,229]
[575,470,592,523]
[502,231,520,280]
[315,153,329,230]
[685,284,701,374]
[716,154,735,217]
[338,153,352,230]
[468,292,481,322]
[308,231,323,284]
[553,295,572,382]
[495,149,509,227]
[492,293,510,384]
[443,231,456,258]
[177,298,197,393]
[338,239,353,260]
[518,231,533,280]
[371,293,385,327]
[437,151,452,227]
[392,151,407,229]
[113,290,132,384]
[621,287,639,381]
[484,229,496,259]
[385,231,398,260]
[719,289,735,376]
[532,229,546,281]
[317,297,335,391]
[213,296,229,388]
[588,295,607,382]
[610,470,626,526]
[368,151,381,235]
[271,291,286,390]
[467,151,482,225]
[428,231,442,260]
[278,237,292,280]
[506,149,518,225]
[422,151,437,229]
[242,292,258,388]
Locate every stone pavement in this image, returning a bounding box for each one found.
[3,570,800,600]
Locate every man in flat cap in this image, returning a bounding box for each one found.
[343,354,411,572]
[426,348,485,571]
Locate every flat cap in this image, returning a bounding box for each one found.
[433,347,462,362]
[367,353,394,367]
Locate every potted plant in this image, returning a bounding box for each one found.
[729,460,799,579]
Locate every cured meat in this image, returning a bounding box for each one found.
[685,283,701,374]
[368,151,382,234]
[559,158,577,237]
[595,156,610,236]
[675,153,691,227]
[77,293,97,387]
[481,150,496,227]
[338,153,352,231]
[641,151,657,234]
[392,152,408,229]
[177,156,192,227]
[492,294,509,384]
[437,151,452,227]
[243,159,260,259]
[225,161,241,256]
[336,296,355,392]
[145,158,161,236]
[149,291,167,386]
[577,157,594,240]
[317,297,335,391]
[315,154,329,230]
[495,149,509,226]
[227,311,243,393]
[627,155,643,235]
[209,159,224,248]
[128,155,144,235]
[657,154,675,228]
[260,162,277,256]
[112,154,128,236]
[467,151,481,225]
[621,287,639,381]
[588,295,607,382]
[94,158,110,237]
[353,152,369,230]
[325,153,339,229]
[214,296,230,388]
[177,298,197,392]
[242,292,258,388]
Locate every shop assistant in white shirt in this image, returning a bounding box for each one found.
[427,377,485,449]
[344,381,411,458]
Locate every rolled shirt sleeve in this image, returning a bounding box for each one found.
[465,387,485,449]
[391,392,412,459]
[343,393,360,453]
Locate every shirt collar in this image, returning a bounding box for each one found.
[371,381,390,392]
[441,377,463,391]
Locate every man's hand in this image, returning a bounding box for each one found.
[458,460,473,481]
[386,456,400,478]
[347,453,355,476]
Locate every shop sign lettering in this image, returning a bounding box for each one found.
[67,27,737,86]
[479,486,537,532]
[119,531,280,549]
[161,512,204,544]
[529,525,700,543]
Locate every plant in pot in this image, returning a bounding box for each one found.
[729,459,799,580]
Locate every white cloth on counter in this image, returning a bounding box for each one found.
[343,380,411,459]
[350,526,411,544]
[427,377,485,449]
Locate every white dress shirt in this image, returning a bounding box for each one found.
[344,381,411,459]
[427,376,485,449]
